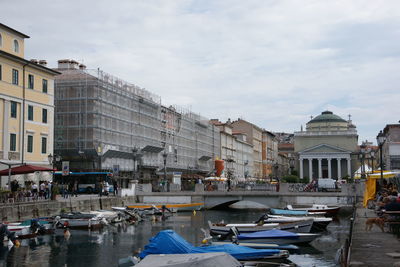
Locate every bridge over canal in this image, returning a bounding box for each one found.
[135,183,364,209]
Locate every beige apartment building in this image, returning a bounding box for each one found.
[230,119,263,178]
[0,23,59,187]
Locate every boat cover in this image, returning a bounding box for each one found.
[238,229,298,240]
[270,208,308,215]
[135,252,241,267]
[139,230,281,260]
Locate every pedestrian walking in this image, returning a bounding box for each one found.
[113,180,118,196]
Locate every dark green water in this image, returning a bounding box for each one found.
[0,210,350,267]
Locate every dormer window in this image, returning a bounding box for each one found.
[13,39,19,53]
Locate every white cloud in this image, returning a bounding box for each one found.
[2,0,400,143]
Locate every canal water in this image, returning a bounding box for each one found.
[0,210,350,267]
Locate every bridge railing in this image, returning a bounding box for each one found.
[233,182,277,192]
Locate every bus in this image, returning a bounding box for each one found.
[54,171,114,194]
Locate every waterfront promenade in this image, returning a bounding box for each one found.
[349,207,400,266]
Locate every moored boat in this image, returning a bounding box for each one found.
[237,229,320,245]
[270,208,326,216]
[54,212,106,230]
[139,230,289,261]
[262,214,332,232]
[208,218,313,235]
[287,204,340,216]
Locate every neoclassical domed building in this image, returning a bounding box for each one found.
[294,111,359,181]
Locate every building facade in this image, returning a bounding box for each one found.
[294,111,359,181]
[381,124,400,170]
[262,131,278,178]
[230,119,263,178]
[233,133,253,179]
[0,23,59,187]
[54,61,219,185]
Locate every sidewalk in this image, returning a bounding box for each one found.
[349,207,400,266]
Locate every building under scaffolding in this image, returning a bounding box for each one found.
[54,60,220,186]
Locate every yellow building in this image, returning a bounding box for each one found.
[0,23,59,187]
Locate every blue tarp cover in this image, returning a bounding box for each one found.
[139,230,281,260]
[270,208,308,215]
[238,229,298,240]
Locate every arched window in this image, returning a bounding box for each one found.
[13,39,19,53]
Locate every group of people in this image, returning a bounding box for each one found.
[8,180,59,202]
[376,181,400,213]
[98,180,119,196]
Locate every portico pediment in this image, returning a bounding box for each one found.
[299,144,351,154]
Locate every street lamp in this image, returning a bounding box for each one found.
[48,153,61,198]
[162,151,168,192]
[359,144,366,179]
[370,150,375,172]
[377,130,386,181]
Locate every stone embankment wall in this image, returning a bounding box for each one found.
[0,196,136,221]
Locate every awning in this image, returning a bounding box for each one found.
[0,164,55,176]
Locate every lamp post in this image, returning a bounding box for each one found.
[377,130,386,181]
[370,150,375,172]
[162,151,168,192]
[359,144,366,179]
[48,153,61,198]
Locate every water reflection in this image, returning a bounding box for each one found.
[0,210,349,267]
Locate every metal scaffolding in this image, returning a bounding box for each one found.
[54,63,220,181]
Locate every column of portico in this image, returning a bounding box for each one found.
[347,158,351,177]
[299,158,304,179]
[337,158,342,180]
[328,158,332,179]
[309,158,313,180]
[318,158,322,179]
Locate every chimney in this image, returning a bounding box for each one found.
[70,60,79,69]
[58,59,71,69]
[38,60,47,67]
[79,64,86,70]
[30,59,38,64]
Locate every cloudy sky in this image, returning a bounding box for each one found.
[2,0,399,143]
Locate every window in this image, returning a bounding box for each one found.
[28,74,34,89]
[10,134,16,151]
[13,40,19,53]
[41,137,47,154]
[0,64,2,80]
[42,108,47,123]
[0,33,2,47]
[42,79,48,93]
[10,101,17,118]
[28,105,33,121]
[27,135,33,153]
[12,69,18,85]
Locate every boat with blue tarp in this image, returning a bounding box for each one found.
[139,230,289,261]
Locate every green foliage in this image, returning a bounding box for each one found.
[282,175,299,183]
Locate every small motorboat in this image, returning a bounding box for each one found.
[54,212,106,230]
[286,204,340,217]
[126,202,204,212]
[6,219,54,239]
[208,218,313,235]
[237,229,320,245]
[139,230,289,261]
[270,208,326,216]
[261,214,332,232]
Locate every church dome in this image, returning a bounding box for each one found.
[308,111,347,123]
